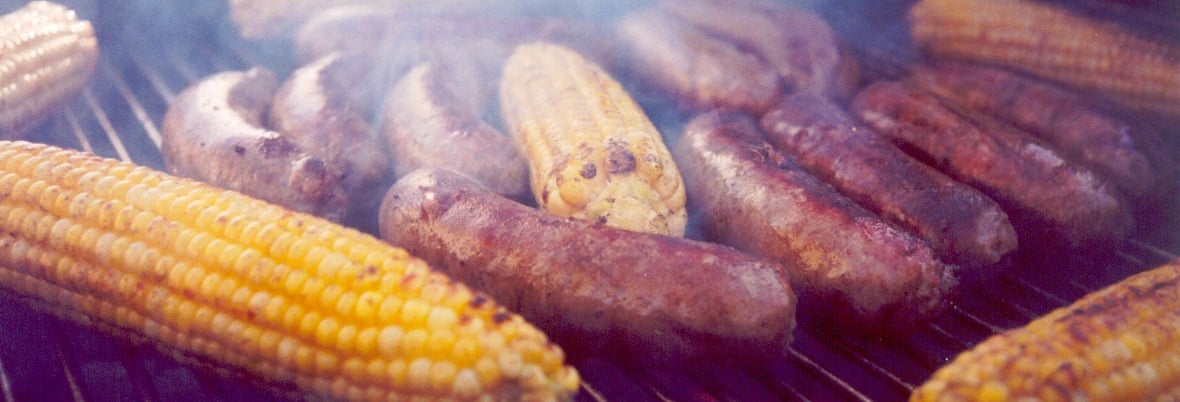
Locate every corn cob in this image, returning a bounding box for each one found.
[500,43,687,236]
[909,0,1180,122]
[0,140,578,401]
[911,259,1180,401]
[0,1,98,138]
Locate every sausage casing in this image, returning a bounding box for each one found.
[615,7,781,114]
[379,168,797,360]
[161,68,348,221]
[851,81,1134,258]
[761,93,1017,276]
[674,110,956,333]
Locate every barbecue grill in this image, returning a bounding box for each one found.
[2,0,1178,401]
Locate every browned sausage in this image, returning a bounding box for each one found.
[381,61,530,200]
[294,6,616,67]
[615,7,782,114]
[851,81,1134,259]
[659,0,842,97]
[673,110,956,333]
[761,93,1018,277]
[908,61,1173,206]
[161,68,348,221]
[268,53,392,225]
[378,168,797,360]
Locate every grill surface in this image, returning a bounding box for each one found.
[2,1,1179,401]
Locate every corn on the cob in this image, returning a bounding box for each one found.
[909,0,1180,122]
[911,259,1180,401]
[0,1,98,138]
[0,140,578,401]
[500,43,687,236]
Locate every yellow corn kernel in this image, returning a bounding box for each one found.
[0,140,578,401]
[909,0,1180,121]
[500,42,687,236]
[911,259,1180,401]
[0,1,99,139]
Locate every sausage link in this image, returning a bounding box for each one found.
[761,93,1017,277]
[851,81,1134,259]
[379,168,797,360]
[615,7,781,114]
[161,68,348,221]
[908,62,1172,206]
[674,110,956,333]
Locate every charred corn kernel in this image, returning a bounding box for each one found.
[0,141,578,401]
[500,42,687,236]
[909,0,1180,121]
[0,2,98,138]
[911,259,1180,401]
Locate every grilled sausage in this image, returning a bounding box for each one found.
[615,7,781,114]
[851,81,1134,259]
[161,68,348,221]
[268,53,391,225]
[659,0,842,97]
[294,6,616,67]
[908,61,1172,206]
[378,168,797,361]
[761,93,1017,277]
[673,110,956,333]
[381,61,529,200]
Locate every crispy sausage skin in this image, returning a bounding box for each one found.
[673,111,956,333]
[268,53,391,222]
[908,62,1173,206]
[161,68,348,221]
[659,0,842,97]
[851,81,1134,258]
[761,93,1017,277]
[378,168,797,361]
[381,61,530,200]
[615,8,781,114]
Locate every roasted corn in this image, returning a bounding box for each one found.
[0,1,98,138]
[0,140,578,401]
[911,258,1180,401]
[500,43,687,236]
[909,0,1180,122]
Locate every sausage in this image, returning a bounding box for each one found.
[673,110,956,333]
[851,81,1134,259]
[614,7,782,114]
[268,53,392,226]
[381,61,530,200]
[761,93,1018,277]
[908,61,1173,206]
[294,6,617,67]
[378,168,797,361]
[161,68,348,221]
[658,0,843,97]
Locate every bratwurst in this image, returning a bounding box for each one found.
[673,110,956,333]
[761,93,1017,277]
[379,168,797,360]
[161,68,348,221]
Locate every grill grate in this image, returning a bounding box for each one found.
[1,1,1179,401]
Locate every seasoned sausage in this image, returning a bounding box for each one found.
[378,168,797,361]
[659,0,842,97]
[268,53,392,225]
[673,110,956,333]
[851,81,1134,259]
[381,61,529,200]
[908,61,1172,206]
[761,93,1017,277]
[161,68,348,221]
[615,7,781,114]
